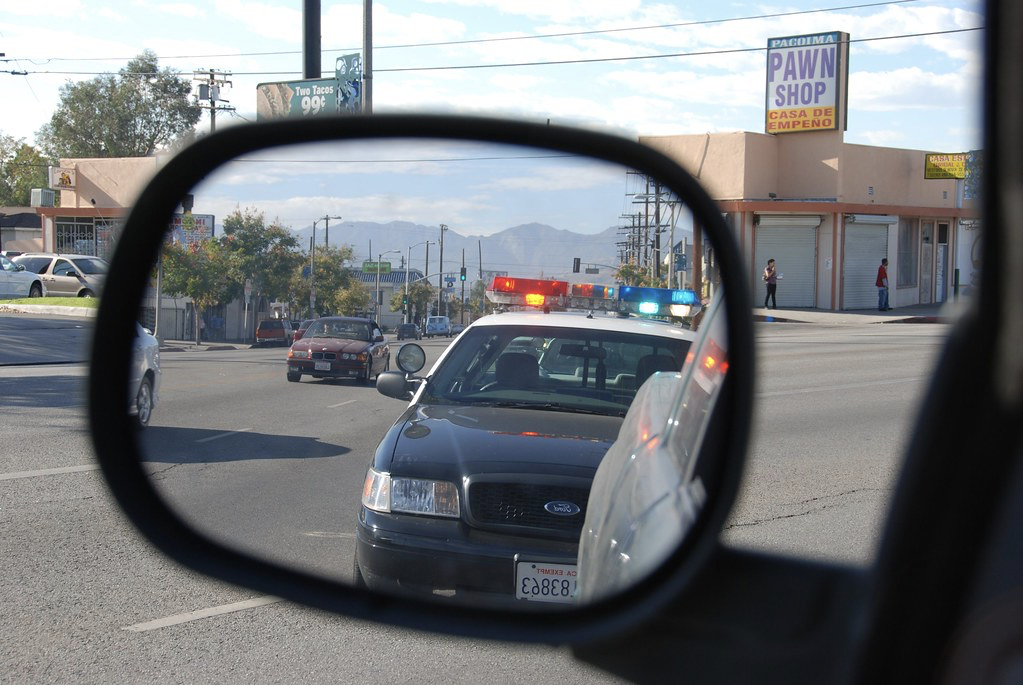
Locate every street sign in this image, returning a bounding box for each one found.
[362,261,392,274]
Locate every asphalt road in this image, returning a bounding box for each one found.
[0,314,951,682]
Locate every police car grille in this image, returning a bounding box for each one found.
[469,483,588,534]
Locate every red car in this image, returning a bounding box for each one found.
[254,318,293,347]
[286,317,390,384]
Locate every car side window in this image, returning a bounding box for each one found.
[53,260,74,276]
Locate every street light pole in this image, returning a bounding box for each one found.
[375,249,400,322]
[406,240,432,324]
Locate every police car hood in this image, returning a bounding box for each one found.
[384,403,622,480]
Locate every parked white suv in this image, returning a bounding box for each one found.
[11,253,108,297]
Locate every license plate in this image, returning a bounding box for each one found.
[515,561,577,603]
[314,361,331,371]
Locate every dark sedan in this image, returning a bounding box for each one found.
[286,317,390,384]
[355,310,696,606]
[395,322,421,340]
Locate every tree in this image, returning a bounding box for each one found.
[36,51,200,159]
[220,207,304,306]
[161,239,242,344]
[0,135,52,206]
[336,281,372,317]
[290,244,360,317]
[389,279,436,324]
[615,260,659,287]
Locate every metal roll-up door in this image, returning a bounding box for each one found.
[841,215,895,310]
[755,216,819,308]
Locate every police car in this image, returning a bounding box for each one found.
[354,277,701,606]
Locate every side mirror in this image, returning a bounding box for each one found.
[88,115,753,643]
[376,371,418,401]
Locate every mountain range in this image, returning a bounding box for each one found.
[291,220,627,284]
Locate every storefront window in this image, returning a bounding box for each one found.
[54,217,123,258]
[897,218,918,288]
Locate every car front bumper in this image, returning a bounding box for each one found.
[355,508,577,606]
[288,360,365,378]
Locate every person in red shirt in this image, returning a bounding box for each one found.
[763,258,778,309]
[876,258,891,310]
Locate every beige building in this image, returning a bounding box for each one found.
[641,129,979,311]
[37,128,979,318]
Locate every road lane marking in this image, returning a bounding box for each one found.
[122,596,283,632]
[328,399,357,409]
[196,427,253,443]
[757,376,924,398]
[0,464,99,481]
[303,531,356,539]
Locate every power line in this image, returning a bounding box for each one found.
[6,26,982,78]
[9,0,919,62]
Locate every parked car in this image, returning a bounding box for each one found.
[395,322,421,340]
[254,318,293,347]
[286,316,390,384]
[11,252,107,297]
[293,319,316,342]
[130,323,161,429]
[449,322,466,335]
[424,315,451,338]
[0,253,44,298]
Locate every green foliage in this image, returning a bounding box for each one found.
[160,238,243,344]
[36,50,200,159]
[388,280,435,322]
[221,207,304,304]
[335,281,372,317]
[0,134,53,206]
[290,244,360,317]
[614,260,659,287]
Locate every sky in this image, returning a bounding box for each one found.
[0,0,984,238]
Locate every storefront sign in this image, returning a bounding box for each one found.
[48,167,76,190]
[924,153,968,179]
[765,31,849,134]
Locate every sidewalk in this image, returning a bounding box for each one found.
[753,299,967,325]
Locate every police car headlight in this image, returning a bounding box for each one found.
[361,468,459,518]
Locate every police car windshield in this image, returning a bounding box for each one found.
[421,324,691,416]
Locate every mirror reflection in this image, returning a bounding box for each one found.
[133,138,726,609]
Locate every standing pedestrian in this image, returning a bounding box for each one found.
[763,258,778,309]
[876,258,891,310]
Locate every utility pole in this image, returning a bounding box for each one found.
[317,215,342,248]
[363,0,373,113]
[438,224,448,317]
[460,248,466,324]
[193,69,235,131]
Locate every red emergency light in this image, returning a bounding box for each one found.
[489,277,569,297]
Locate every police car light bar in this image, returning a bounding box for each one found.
[487,276,569,307]
[618,285,701,317]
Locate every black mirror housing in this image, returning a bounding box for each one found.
[88,114,754,645]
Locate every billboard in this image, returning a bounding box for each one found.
[169,213,215,246]
[766,32,849,134]
[256,53,362,120]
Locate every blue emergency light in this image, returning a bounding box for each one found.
[618,286,700,308]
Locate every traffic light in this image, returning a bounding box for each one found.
[572,257,581,273]
[402,294,408,306]
[460,266,466,281]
